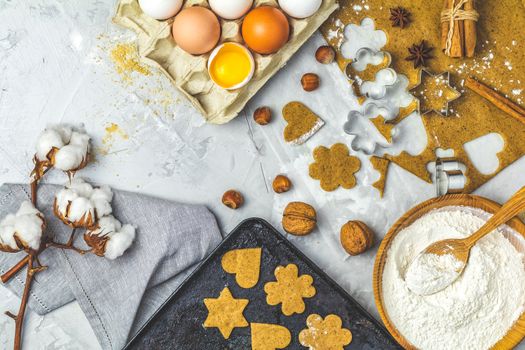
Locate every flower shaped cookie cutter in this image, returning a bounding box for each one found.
[411,69,462,117]
[345,48,394,99]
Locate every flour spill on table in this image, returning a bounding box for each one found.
[382,206,525,350]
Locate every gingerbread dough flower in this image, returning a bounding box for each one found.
[299,314,353,349]
[264,264,316,316]
[309,143,361,192]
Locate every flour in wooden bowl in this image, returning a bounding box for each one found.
[382,206,525,350]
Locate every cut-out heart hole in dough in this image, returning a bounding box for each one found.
[464,133,505,175]
[221,248,262,289]
[251,323,291,350]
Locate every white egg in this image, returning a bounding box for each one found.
[138,0,183,20]
[209,0,253,20]
[278,0,322,18]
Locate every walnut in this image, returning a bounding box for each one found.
[340,221,374,255]
[282,202,317,236]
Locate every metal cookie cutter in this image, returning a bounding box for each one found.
[344,103,391,155]
[411,70,462,117]
[435,157,466,196]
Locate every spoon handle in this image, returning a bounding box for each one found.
[465,186,525,248]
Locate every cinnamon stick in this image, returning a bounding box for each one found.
[441,0,451,51]
[441,0,465,57]
[463,0,477,57]
[465,77,525,124]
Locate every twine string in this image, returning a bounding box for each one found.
[441,0,479,55]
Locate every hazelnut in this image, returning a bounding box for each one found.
[272,175,292,193]
[222,190,244,209]
[253,106,272,125]
[301,73,320,92]
[282,202,317,236]
[340,221,374,256]
[315,46,335,64]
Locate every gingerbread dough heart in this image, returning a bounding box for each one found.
[251,323,291,350]
[283,102,324,145]
[221,248,262,289]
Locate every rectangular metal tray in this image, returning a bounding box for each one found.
[125,218,400,349]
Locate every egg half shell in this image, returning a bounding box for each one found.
[209,0,253,20]
[278,0,322,18]
[207,43,255,90]
[138,0,183,20]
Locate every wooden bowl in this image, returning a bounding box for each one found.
[373,194,525,349]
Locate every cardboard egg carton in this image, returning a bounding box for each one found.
[114,0,338,124]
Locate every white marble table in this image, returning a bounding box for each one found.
[1,0,524,349]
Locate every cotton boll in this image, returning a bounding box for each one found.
[35,125,74,161]
[36,129,67,161]
[67,178,94,198]
[34,125,90,172]
[54,145,84,171]
[68,197,95,222]
[54,178,113,229]
[86,215,136,259]
[69,131,90,148]
[90,187,113,217]
[0,215,18,250]
[13,214,44,250]
[0,201,44,251]
[104,224,136,260]
[55,188,79,213]
[16,201,41,216]
[55,125,73,143]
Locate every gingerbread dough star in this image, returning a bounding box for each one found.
[203,287,249,339]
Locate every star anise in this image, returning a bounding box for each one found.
[406,40,434,68]
[389,7,411,28]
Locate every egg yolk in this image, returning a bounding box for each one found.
[209,43,252,89]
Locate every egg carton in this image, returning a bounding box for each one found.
[113,0,339,124]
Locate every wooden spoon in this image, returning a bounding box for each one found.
[406,186,525,295]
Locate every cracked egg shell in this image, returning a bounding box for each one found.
[172,7,221,55]
[208,43,255,90]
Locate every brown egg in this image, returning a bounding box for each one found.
[172,7,221,55]
[242,6,290,54]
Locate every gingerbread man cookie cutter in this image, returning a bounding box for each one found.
[343,103,394,155]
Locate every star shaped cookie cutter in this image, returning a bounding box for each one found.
[410,69,462,117]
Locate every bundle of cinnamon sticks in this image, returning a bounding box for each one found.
[441,0,479,58]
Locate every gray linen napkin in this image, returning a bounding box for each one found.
[0,183,222,349]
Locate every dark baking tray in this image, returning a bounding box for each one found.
[125,218,401,349]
